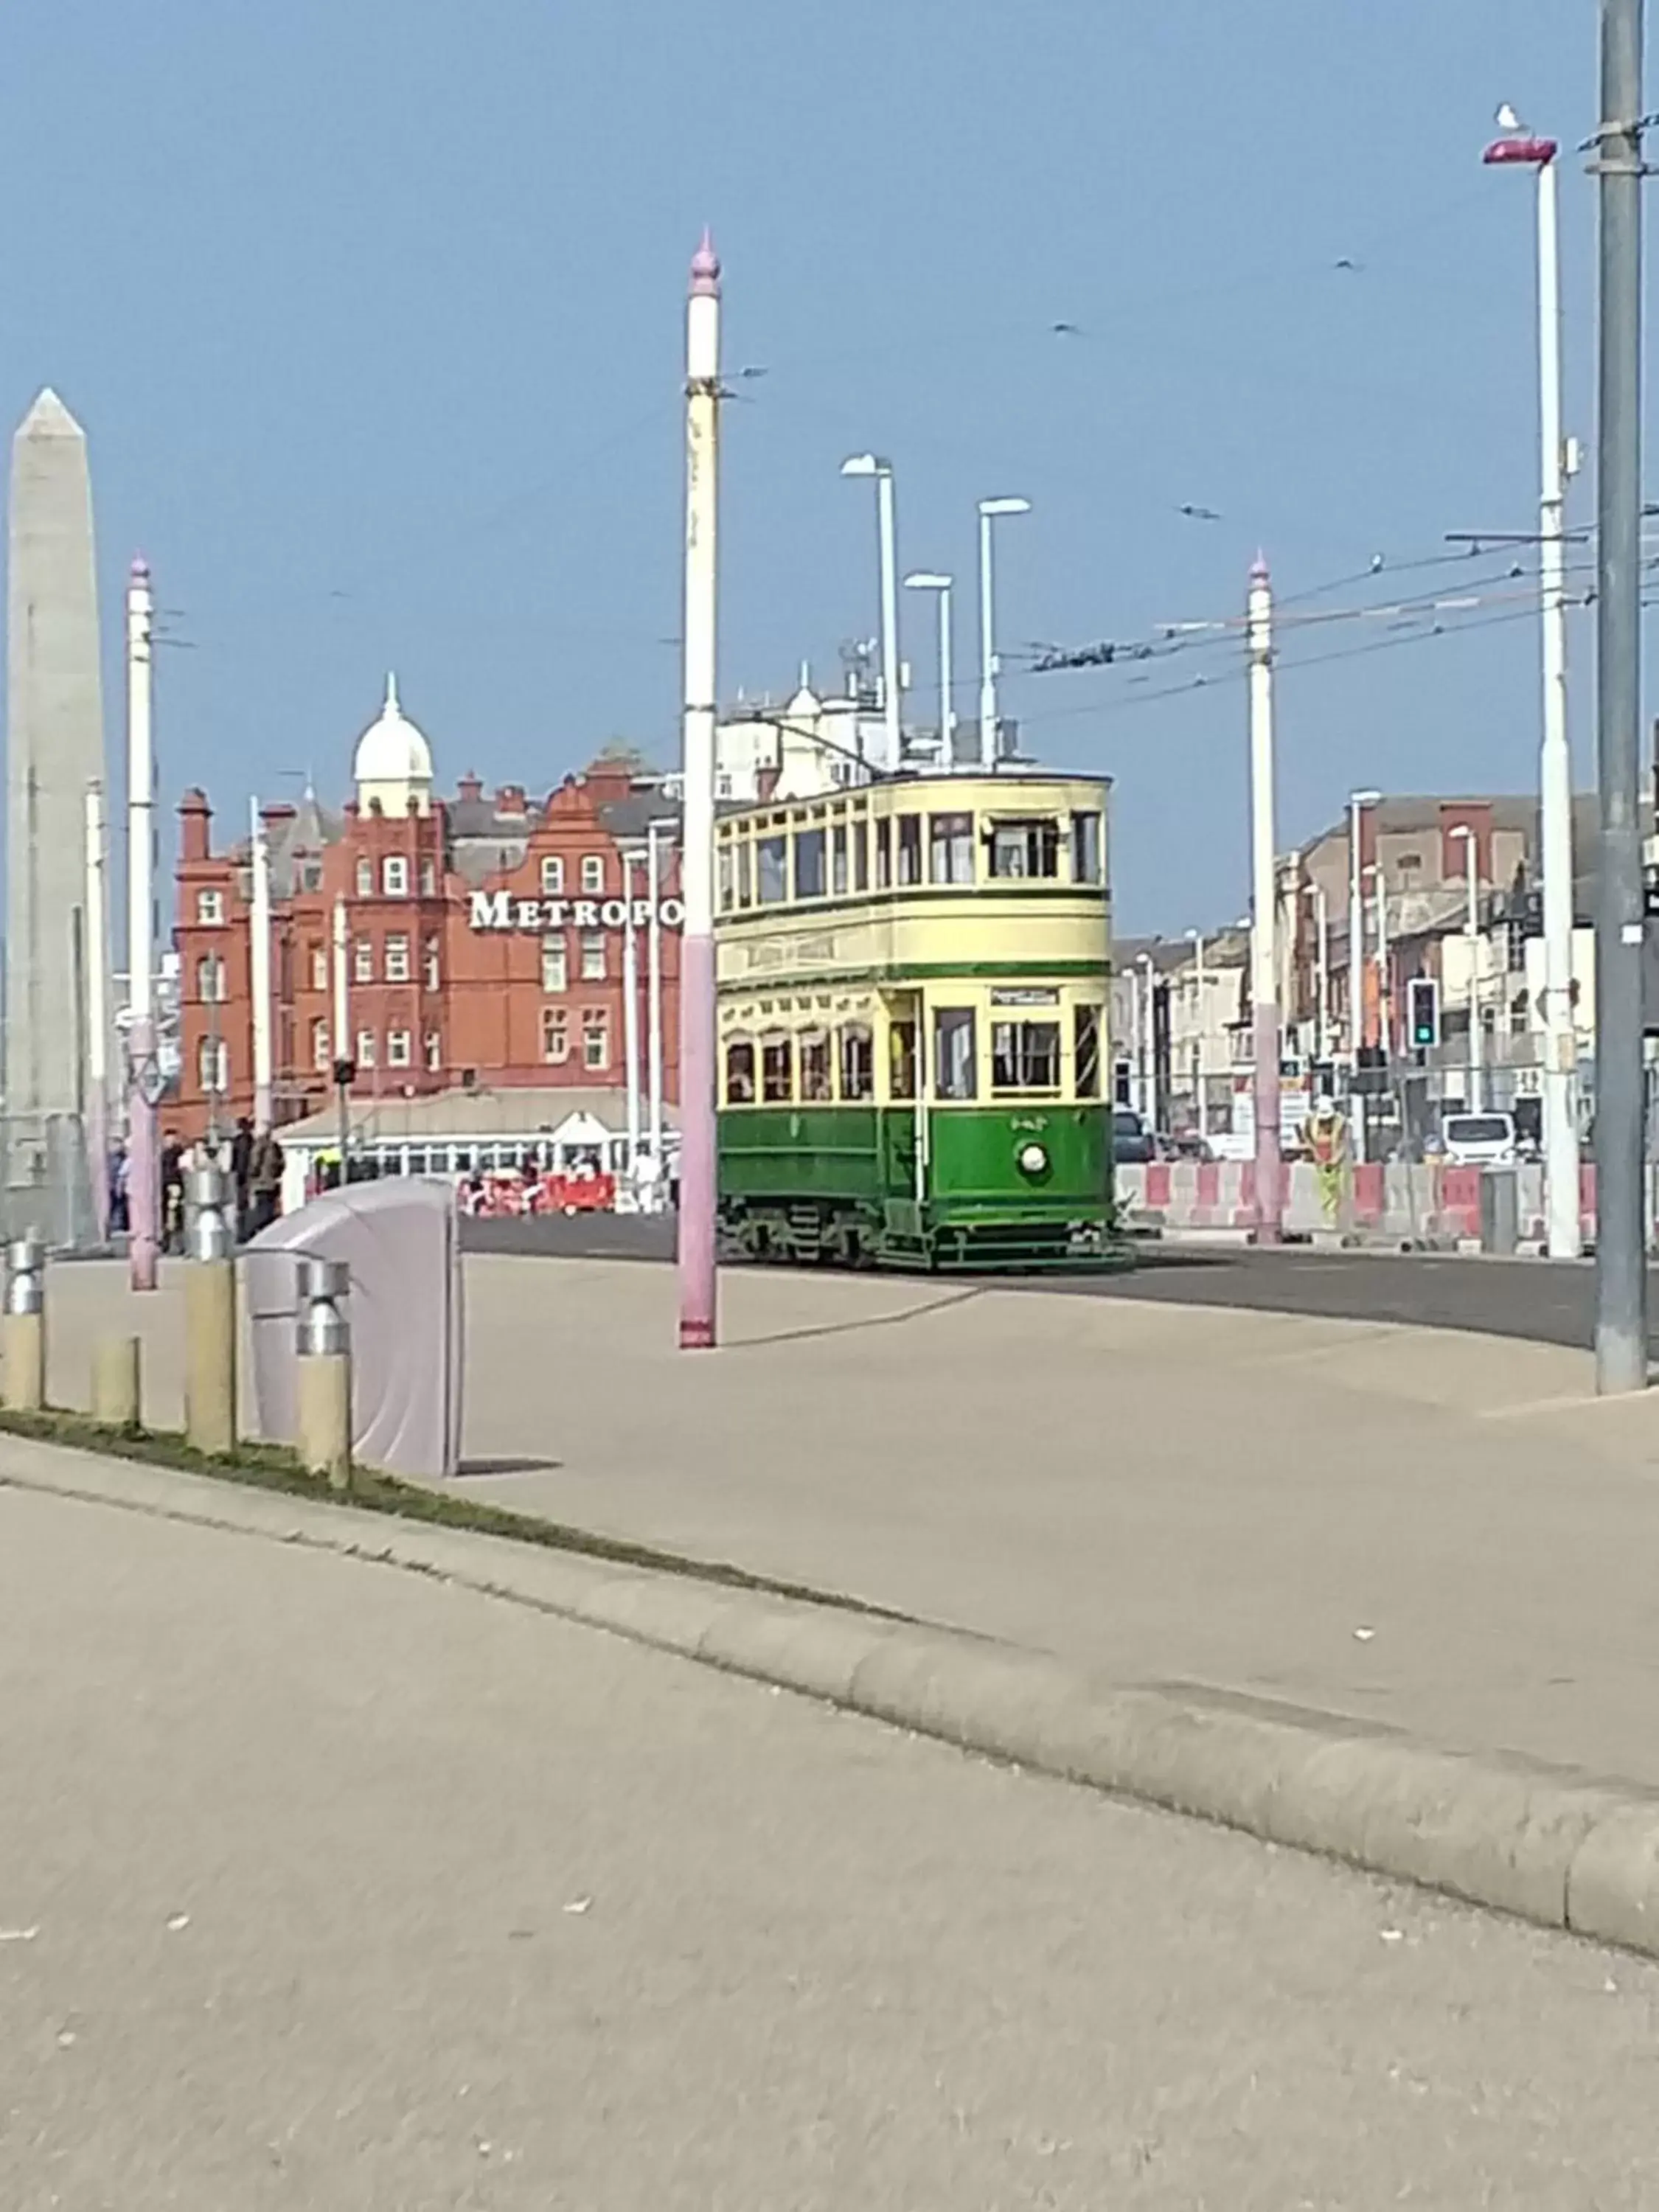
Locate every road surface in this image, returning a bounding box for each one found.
[459,1211,1618,1352]
[4,1474,1658,2209]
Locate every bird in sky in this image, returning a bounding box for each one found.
[735,364,769,379]
[1178,503,1223,523]
[1051,321,1084,336]
[1333,257,1363,273]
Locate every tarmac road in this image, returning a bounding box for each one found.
[459,1211,1615,1352]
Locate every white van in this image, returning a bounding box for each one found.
[1441,1111,1516,1166]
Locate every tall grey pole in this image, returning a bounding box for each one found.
[1593,0,1648,1394]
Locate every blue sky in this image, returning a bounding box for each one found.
[0,0,1618,931]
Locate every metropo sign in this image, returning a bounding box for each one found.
[467,891,685,933]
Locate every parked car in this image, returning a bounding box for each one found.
[1112,1107,1155,1164]
[1441,1111,1517,1167]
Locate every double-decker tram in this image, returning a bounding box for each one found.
[713,769,1121,1271]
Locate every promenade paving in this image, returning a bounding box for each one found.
[35,1254,1659,1798]
[5,1475,1659,2209]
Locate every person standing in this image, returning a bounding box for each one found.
[229,1116,255,1240]
[159,1128,185,1254]
[248,1127,285,1237]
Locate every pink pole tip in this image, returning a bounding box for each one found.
[129,554,150,581]
[1251,550,1269,581]
[689,226,721,296]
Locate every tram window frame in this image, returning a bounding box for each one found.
[725,1036,757,1105]
[839,1023,874,1102]
[933,1007,978,1099]
[988,817,1061,880]
[1071,810,1104,885]
[897,815,922,886]
[717,841,736,914]
[830,823,849,896]
[1074,1004,1102,1097]
[874,818,892,889]
[888,1019,918,1101]
[735,837,755,909]
[852,818,869,892]
[799,1029,832,1102]
[760,1032,793,1103]
[757,835,788,906]
[794,826,827,900]
[992,1018,1062,1093]
[929,813,975,886]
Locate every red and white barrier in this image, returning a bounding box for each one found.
[1119,1160,1603,1246]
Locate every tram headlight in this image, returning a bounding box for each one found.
[1018,1142,1048,1176]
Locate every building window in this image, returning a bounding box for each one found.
[580,931,605,981]
[383,855,408,896]
[581,1008,608,1070]
[387,1029,411,1068]
[933,1007,977,1099]
[839,1023,874,1102]
[1071,812,1103,885]
[542,1007,570,1063]
[312,1019,330,1069]
[384,933,410,981]
[724,1037,756,1103]
[992,1019,1061,1092]
[420,856,437,895]
[196,954,227,1003]
[757,835,787,905]
[355,858,372,895]
[761,1033,793,1102]
[542,936,568,993]
[929,813,974,886]
[424,936,440,990]
[310,945,327,991]
[581,854,605,894]
[897,815,922,886]
[793,827,827,899]
[541,855,564,894]
[356,1028,377,1068]
[354,938,373,984]
[1074,1005,1102,1098]
[799,1030,832,1102]
[195,888,224,925]
[198,1037,229,1094]
[302,863,322,893]
[990,818,1061,880]
[425,1030,442,1071]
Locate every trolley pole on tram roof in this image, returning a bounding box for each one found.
[1248,554,1282,1245]
[677,230,722,1349]
[1593,0,1649,1394]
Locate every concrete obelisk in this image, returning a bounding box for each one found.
[6,389,106,1237]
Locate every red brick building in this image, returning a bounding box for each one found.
[172,679,683,1142]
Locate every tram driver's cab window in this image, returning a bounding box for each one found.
[933,1008,977,1099]
[839,1023,874,1102]
[989,818,1061,880]
[725,1037,756,1104]
[888,1020,918,1101]
[761,1033,793,1102]
[1074,1005,1102,1097]
[992,1018,1062,1093]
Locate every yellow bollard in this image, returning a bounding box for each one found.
[183,1166,236,1456]
[3,1235,46,1413]
[90,1335,141,1428]
[295,1256,352,1489]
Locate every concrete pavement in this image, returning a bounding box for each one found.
[7,1470,1659,2208]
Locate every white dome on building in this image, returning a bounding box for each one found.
[353,672,434,815]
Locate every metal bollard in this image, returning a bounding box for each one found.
[3,1235,45,1412]
[184,1165,237,1455]
[296,1256,352,1488]
[91,1335,142,1429]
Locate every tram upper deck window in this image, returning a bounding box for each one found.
[830,823,849,896]
[725,1037,756,1104]
[990,818,1061,880]
[839,1023,874,1102]
[757,835,787,905]
[929,813,974,886]
[1071,811,1104,885]
[1074,1005,1102,1097]
[735,837,755,908]
[852,818,870,892]
[992,1018,1062,1093]
[875,818,893,889]
[717,842,735,914]
[933,1007,977,1099]
[761,1033,793,1103]
[794,827,827,900]
[888,1020,918,1101]
[799,1030,832,1102]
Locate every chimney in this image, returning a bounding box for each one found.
[458,771,482,802]
[178,788,212,862]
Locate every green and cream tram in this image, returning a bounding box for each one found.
[713,771,1120,1271]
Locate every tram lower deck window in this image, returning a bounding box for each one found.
[1074,1005,1102,1097]
[993,1018,1061,1092]
[799,1031,832,1101]
[840,1023,874,1101]
[726,1038,756,1103]
[933,1007,977,1099]
[888,1020,918,1100]
[761,1034,793,1102]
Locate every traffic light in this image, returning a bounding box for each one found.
[1408,975,1439,1050]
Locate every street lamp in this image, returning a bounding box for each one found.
[1363,862,1392,1057]
[977,496,1031,770]
[1185,927,1206,1128]
[903,571,954,765]
[1135,949,1155,1124]
[1348,789,1381,1053]
[842,455,900,771]
[1302,880,1330,1065]
[1449,824,1484,1113]
[1483,104,1581,1258]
